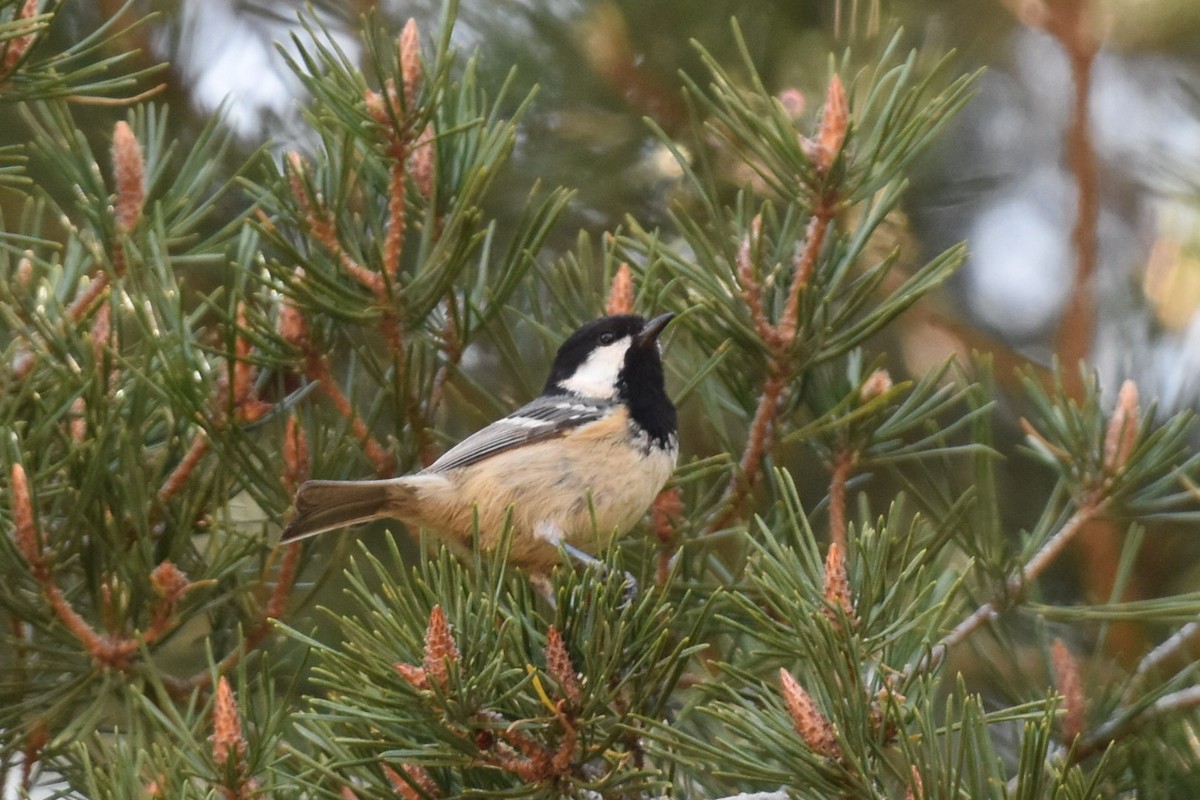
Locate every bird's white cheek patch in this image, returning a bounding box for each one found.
[556,339,630,399]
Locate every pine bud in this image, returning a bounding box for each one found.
[211,676,246,769]
[410,124,436,199]
[285,151,308,208]
[605,263,635,316]
[859,368,893,403]
[546,625,581,704]
[905,765,924,800]
[394,662,428,689]
[232,303,255,405]
[422,605,459,688]
[804,74,848,173]
[277,283,308,348]
[149,561,191,603]
[822,541,854,623]
[399,18,422,110]
[364,88,389,125]
[651,486,683,544]
[91,300,111,369]
[778,668,841,758]
[1103,379,1139,474]
[1051,638,1085,743]
[111,121,145,233]
[10,463,40,566]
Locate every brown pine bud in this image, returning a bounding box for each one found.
[1103,379,1139,474]
[10,463,40,566]
[822,542,854,623]
[394,662,429,689]
[149,561,191,603]
[422,605,459,688]
[651,486,683,544]
[1051,638,1085,743]
[277,286,308,349]
[804,74,848,173]
[605,263,635,316]
[545,625,581,704]
[410,124,436,199]
[285,151,309,210]
[859,368,893,403]
[231,303,257,405]
[211,676,246,769]
[91,300,111,369]
[778,668,841,758]
[364,88,389,125]
[905,765,924,800]
[399,18,422,110]
[111,121,145,233]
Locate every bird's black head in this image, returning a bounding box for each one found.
[544,313,677,447]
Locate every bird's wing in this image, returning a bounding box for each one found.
[424,395,612,474]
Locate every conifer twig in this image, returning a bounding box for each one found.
[280,289,395,476]
[11,120,144,381]
[143,561,204,645]
[1027,685,1200,785]
[1020,0,1100,399]
[827,445,855,552]
[10,464,138,669]
[707,74,846,532]
[651,485,684,585]
[908,494,1105,677]
[1124,620,1200,702]
[158,434,209,504]
[65,82,167,106]
[19,722,48,796]
[432,310,462,400]
[287,152,383,296]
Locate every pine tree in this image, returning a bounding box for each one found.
[4,2,1200,798]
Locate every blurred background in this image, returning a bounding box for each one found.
[15,0,1199,408]
[8,1,1200,793]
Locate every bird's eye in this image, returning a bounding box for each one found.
[599,331,616,345]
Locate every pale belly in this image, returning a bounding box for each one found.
[408,418,677,570]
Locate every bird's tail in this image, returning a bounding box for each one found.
[281,479,415,542]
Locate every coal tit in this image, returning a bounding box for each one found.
[281,313,678,570]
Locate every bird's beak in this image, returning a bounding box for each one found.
[635,312,675,347]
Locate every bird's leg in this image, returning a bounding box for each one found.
[561,542,638,606]
[535,521,638,605]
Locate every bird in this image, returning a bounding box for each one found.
[281,313,678,572]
